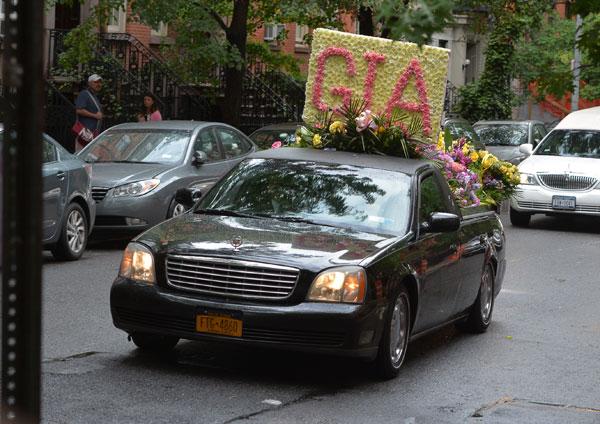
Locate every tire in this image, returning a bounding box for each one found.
[130,332,179,352]
[510,207,531,227]
[375,285,411,379]
[167,198,188,219]
[51,203,88,261]
[458,263,495,334]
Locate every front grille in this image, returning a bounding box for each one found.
[114,307,346,347]
[92,187,110,202]
[537,174,597,191]
[166,255,300,300]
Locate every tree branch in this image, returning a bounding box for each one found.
[209,9,229,32]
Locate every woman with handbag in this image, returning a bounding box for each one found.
[73,74,103,152]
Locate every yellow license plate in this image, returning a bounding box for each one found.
[196,314,242,337]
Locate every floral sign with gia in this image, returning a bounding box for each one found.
[302,28,449,139]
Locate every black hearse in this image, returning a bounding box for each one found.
[111,148,505,378]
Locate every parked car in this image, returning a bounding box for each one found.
[248,122,301,150]
[77,121,257,235]
[473,120,547,164]
[510,107,600,227]
[110,148,505,379]
[442,117,485,150]
[0,125,96,260]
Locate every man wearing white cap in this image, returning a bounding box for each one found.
[74,74,103,151]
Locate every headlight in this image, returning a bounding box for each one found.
[118,243,156,283]
[307,266,366,303]
[519,173,538,185]
[113,179,160,197]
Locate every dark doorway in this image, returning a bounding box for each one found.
[54,2,80,30]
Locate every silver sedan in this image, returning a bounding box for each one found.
[77,121,256,236]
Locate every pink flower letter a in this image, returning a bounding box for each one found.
[385,58,432,136]
[312,47,357,112]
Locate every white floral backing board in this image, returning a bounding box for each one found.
[303,28,450,140]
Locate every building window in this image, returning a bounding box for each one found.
[0,0,5,36]
[295,25,309,46]
[264,24,285,42]
[438,39,448,48]
[151,22,168,37]
[107,0,127,33]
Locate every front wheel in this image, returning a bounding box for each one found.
[510,207,531,227]
[458,263,495,334]
[375,286,411,379]
[51,203,88,261]
[130,332,179,352]
[167,198,188,219]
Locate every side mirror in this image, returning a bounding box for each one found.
[519,143,533,156]
[175,188,202,210]
[192,150,208,167]
[421,212,460,233]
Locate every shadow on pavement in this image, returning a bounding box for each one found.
[526,215,600,234]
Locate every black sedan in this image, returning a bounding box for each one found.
[110,148,505,378]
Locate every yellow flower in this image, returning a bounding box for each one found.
[437,132,444,150]
[376,125,386,135]
[462,145,469,156]
[329,121,346,134]
[312,134,322,148]
[470,152,479,162]
[500,166,508,174]
[478,150,489,159]
[481,153,497,170]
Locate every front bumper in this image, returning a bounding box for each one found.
[110,277,382,359]
[511,185,600,216]
[92,191,170,233]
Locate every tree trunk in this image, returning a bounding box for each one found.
[222,0,249,129]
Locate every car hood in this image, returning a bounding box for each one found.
[89,162,173,188]
[486,145,522,161]
[519,155,600,177]
[136,214,400,272]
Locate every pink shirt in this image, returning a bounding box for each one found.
[140,110,162,122]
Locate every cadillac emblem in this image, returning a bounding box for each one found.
[230,236,243,251]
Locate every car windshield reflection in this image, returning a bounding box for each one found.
[535,129,600,158]
[475,124,528,146]
[196,158,413,236]
[80,130,192,164]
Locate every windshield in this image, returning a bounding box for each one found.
[197,159,412,236]
[79,130,192,164]
[475,124,528,146]
[535,129,600,158]
[445,121,481,144]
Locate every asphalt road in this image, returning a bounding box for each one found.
[41,212,600,424]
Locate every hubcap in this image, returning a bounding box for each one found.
[389,294,409,366]
[172,203,186,217]
[480,267,493,322]
[66,209,86,254]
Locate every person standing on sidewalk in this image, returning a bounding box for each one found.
[138,93,162,122]
[74,74,103,152]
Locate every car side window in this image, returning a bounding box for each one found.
[419,175,449,225]
[216,128,252,159]
[43,139,57,163]
[193,129,223,162]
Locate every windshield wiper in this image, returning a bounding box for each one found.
[194,208,261,219]
[255,214,339,228]
[95,160,161,164]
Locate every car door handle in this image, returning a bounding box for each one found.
[56,171,65,180]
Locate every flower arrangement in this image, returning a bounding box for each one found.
[425,133,520,207]
[295,98,429,158]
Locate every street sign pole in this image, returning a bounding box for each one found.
[1,0,44,423]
